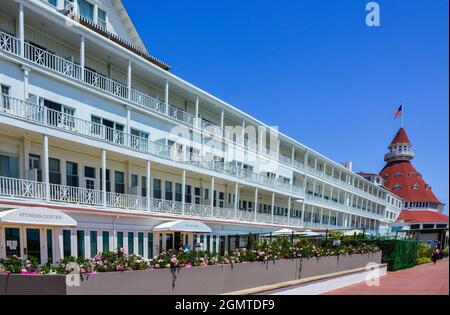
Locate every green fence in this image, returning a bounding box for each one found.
[376,240,419,271]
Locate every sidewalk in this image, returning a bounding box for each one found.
[326,260,449,295]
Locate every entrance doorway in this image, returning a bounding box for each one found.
[3,227,48,263]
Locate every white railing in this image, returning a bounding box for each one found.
[24,42,82,80]
[84,68,128,99]
[130,89,166,114]
[0,31,20,55]
[0,176,46,200]
[0,176,367,229]
[168,104,195,127]
[50,184,103,206]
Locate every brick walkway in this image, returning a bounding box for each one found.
[326,260,449,295]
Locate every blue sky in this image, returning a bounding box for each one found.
[123,0,449,212]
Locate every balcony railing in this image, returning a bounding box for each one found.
[0,30,388,206]
[1,95,305,196]
[0,176,314,228]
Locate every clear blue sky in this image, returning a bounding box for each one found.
[123,0,449,212]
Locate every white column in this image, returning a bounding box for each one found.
[220,108,225,137]
[93,4,99,24]
[234,182,239,220]
[254,188,258,222]
[146,161,151,211]
[127,60,132,100]
[164,79,169,115]
[210,176,215,209]
[271,192,275,224]
[182,170,186,215]
[291,146,295,166]
[195,95,200,128]
[73,0,79,14]
[22,66,30,100]
[126,106,131,135]
[56,0,65,10]
[80,35,85,81]
[301,202,306,226]
[54,228,63,262]
[43,134,50,201]
[287,197,292,222]
[241,120,246,145]
[18,1,24,57]
[102,149,107,207]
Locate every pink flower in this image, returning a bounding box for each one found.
[185,263,192,269]
[200,262,208,267]
[154,264,160,269]
[165,264,171,269]
[20,269,28,274]
[170,257,178,265]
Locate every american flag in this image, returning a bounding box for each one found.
[394,105,403,119]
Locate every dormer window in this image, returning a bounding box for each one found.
[79,0,94,22]
[412,183,420,190]
[383,174,389,179]
[408,172,414,177]
[98,8,107,29]
[395,172,402,178]
[394,184,402,190]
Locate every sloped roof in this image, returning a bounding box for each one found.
[397,210,449,224]
[390,128,411,146]
[380,161,441,203]
[111,0,148,54]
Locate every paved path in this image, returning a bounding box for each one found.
[326,260,449,295]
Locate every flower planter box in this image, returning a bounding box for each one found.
[0,252,381,295]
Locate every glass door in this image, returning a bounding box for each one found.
[25,228,41,264]
[5,227,21,258]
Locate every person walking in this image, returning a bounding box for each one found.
[431,246,441,265]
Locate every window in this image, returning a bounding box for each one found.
[130,129,149,151]
[85,166,96,190]
[153,179,162,199]
[28,154,42,182]
[47,230,53,262]
[185,185,192,204]
[92,116,124,144]
[90,231,97,258]
[102,231,110,252]
[117,232,124,250]
[395,172,402,178]
[63,230,72,258]
[97,8,107,29]
[0,155,19,178]
[115,171,125,194]
[141,176,148,197]
[49,158,61,185]
[408,172,414,177]
[128,232,134,254]
[138,233,144,257]
[100,169,111,192]
[412,183,420,190]
[77,230,85,258]
[394,184,402,190]
[66,162,79,187]
[131,174,139,188]
[1,84,10,109]
[204,188,209,200]
[165,181,173,201]
[148,233,153,259]
[78,0,94,21]
[175,183,182,202]
[195,187,201,205]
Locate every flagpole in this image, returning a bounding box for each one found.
[401,101,404,128]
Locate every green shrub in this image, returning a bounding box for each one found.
[417,257,432,265]
[417,242,433,263]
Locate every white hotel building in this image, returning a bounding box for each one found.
[0,0,402,264]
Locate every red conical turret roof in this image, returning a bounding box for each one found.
[390,128,411,146]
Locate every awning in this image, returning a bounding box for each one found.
[0,208,77,227]
[154,220,212,233]
[273,228,295,235]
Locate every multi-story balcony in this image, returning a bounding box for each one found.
[0,176,309,228]
[0,94,302,196]
[0,25,389,214]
